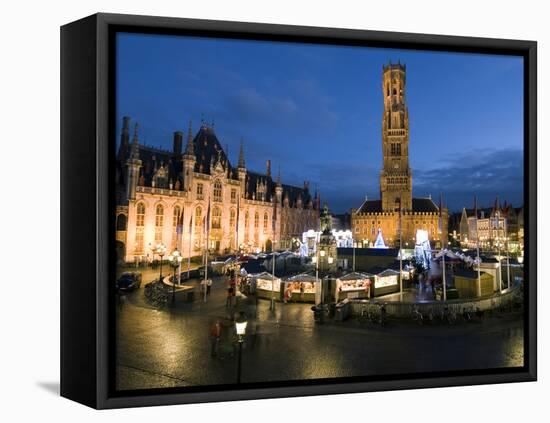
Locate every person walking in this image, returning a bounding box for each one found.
[284,286,292,304]
[206,278,212,295]
[226,286,234,308]
[210,320,221,357]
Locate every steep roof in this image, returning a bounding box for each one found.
[117,121,317,209]
[191,125,235,177]
[355,197,440,214]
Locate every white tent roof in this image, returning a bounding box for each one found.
[251,272,280,281]
[286,273,318,283]
[338,272,373,281]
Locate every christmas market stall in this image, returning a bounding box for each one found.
[367,267,401,297]
[284,273,319,303]
[335,272,373,300]
[251,272,282,301]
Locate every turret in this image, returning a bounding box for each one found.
[117,116,131,159]
[125,123,142,201]
[182,121,196,192]
[275,167,283,204]
[173,130,183,156]
[238,139,247,197]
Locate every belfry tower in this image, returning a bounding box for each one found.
[380,62,412,211]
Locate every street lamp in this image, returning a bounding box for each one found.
[168,249,183,303]
[270,240,277,311]
[154,243,166,282]
[235,313,248,384]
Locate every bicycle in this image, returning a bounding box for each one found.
[412,305,424,325]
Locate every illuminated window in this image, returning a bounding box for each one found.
[212,207,221,229]
[231,188,237,203]
[213,180,222,202]
[245,211,249,228]
[173,206,181,227]
[195,206,202,229]
[230,209,236,228]
[263,212,269,231]
[196,183,203,199]
[254,212,259,228]
[135,203,145,253]
[136,202,145,227]
[155,204,164,242]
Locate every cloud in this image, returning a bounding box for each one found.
[414,148,524,211]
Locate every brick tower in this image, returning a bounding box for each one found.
[380,62,412,211]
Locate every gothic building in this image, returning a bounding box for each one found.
[458,198,524,253]
[115,118,320,263]
[351,63,448,248]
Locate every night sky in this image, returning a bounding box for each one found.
[116,32,524,213]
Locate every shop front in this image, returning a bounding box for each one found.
[369,268,401,297]
[284,273,319,303]
[336,272,373,300]
[252,272,282,301]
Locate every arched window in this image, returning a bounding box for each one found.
[263,212,269,231]
[173,206,181,227]
[254,212,259,228]
[155,204,164,242]
[136,202,145,227]
[392,88,397,96]
[116,214,127,231]
[155,205,164,227]
[212,207,221,229]
[135,203,145,253]
[213,180,222,202]
[195,206,202,228]
[230,209,236,228]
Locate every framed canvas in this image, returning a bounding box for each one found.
[60,13,537,409]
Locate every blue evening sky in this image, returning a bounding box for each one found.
[116,32,524,213]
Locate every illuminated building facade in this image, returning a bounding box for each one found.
[458,198,524,253]
[352,63,448,248]
[115,118,319,263]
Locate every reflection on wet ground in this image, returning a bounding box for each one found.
[116,275,524,390]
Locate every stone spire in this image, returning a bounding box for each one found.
[276,166,281,187]
[184,120,194,156]
[130,123,140,160]
[238,139,245,169]
[126,122,142,201]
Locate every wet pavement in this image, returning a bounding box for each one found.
[115,272,525,391]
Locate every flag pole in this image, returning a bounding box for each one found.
[439,193,446,301]
[203,198,210,303]
[399,192,403,301]
[177,210,183,285]
[188,213,192,280]
[475,195,481,296]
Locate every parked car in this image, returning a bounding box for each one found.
[116,272,142,292]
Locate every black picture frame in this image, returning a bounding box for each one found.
[61,12,537,409]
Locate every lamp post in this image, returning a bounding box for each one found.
[496,239,503,293]
[270,241,277,311]
[168,249,183,303]
[505,236,511,289]
[154,243,166,282]
[235,313,248,384]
